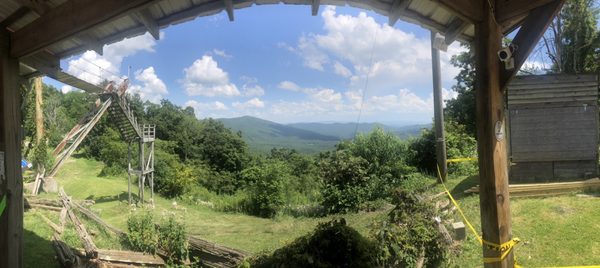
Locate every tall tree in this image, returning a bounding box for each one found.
[444,44,476,137]
[543,0,600,73]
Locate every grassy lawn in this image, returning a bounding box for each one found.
[24,157,600,267]
[440,174,600,267]
[38,157,387,254]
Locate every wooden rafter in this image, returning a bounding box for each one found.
[388,0,411,26]
[0,7,30,29]
[496,0,555,23]
[224,0,234,22]
[436,0,482,23]
[500,0,565,91]
[311,0,320,16]
[444,18,468,45]
[135,8,160,40]
[10,0,159,58]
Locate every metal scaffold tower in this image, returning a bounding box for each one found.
[33,80,155,205]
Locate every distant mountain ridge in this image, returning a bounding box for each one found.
[218,116,430,154]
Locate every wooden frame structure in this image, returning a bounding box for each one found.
[0,1,566,267]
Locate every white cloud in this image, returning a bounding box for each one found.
[185,100,229,118]
[278,80,301,91]
[293,6,464,94]
[61,85,80,94]
[181,55,241,97]
[129,67,168,103]
[64,32,160,86]
[240,76,265,97]
[212,49,233,59]
[232,98,265,109]
[333,61,352,77]
[311,89,342,103]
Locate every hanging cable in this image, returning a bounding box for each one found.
[353,26,379,138]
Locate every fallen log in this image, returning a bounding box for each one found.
[188,236,248,268]
[60,188,98,258]
[464,178,600,197]
[52,233,77,268]
[29,204,62,212]
[35,211,63,234]
[73,248,165,267]
[26,197,62,207]
[70,201,125,237]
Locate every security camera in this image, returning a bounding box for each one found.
[498,44,517,70]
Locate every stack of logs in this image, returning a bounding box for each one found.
[26,188,248,267]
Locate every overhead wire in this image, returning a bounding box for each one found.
[353,25,379,138]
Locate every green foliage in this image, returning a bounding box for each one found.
[126,212,159,254]
[319,128,415,213]
[159,217,189,264]
[247,161,288,218]
[250,219,378,267]
[31,139,52,172]
[548,0,600,73]
[319,150,372,213]
[445,44,476,137]
[372,190,449,267]
[408,120,477,176]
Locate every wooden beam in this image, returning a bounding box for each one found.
[431,31,447,180]
[77,33,104,55]
[135,8,160,40]
[436,0,482,23]
[499,1,565,91]
[10,0,158,58]
[0,29,24,268]
[311,0,320,16]
[224,0,234,22]
[388,0,411,26]
[0,7,31,29]
[496,0,555,23]
[15,0,51,16]
[444,18,469,45]
[474,0,513,267]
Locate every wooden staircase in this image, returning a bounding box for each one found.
[35,80,155,204]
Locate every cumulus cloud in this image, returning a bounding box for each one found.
[240,76,265,97]
[278,80,301,91]
[212,49,233,59]
[185,100,229,118]
[181,55,240,97]
[232,98,265,109]
[129,67,168,103]
[64,32,160,86]
[292,6,464,94]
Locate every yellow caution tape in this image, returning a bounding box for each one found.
[436,165,521,266]
[447,157,478,163]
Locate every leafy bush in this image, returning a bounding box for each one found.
[247,161,287,218]
[319,150,372,213]
[250,219,378,267]
[126,212,159,254]
[408,120,477,176]
[31,139,53,172]
[372,190,449,267]
[159,216,189,264]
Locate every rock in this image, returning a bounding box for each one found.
[452,221,466,241]
[42,177,58,193]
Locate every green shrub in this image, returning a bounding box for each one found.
[247,161,287,218]
[31,139,53,172]
[319,150,372,213]
[372,190,449,267]
[159,216,189,264]
[250,219,378,267]
[126,212,159,254]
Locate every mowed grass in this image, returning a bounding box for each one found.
[25,157,600,266]
[40,157,387,254]
[441,174,600,267]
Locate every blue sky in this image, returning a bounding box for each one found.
[46,4,468,125]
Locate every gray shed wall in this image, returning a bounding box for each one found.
[507,74,599,183]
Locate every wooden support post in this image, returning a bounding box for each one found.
[430,31,447,181]
[0,29,24,268]
[34,77,44,143]
[150,140,154,203]
[138,139,144,203]
[474,1,513,267]
[127,141,132,205]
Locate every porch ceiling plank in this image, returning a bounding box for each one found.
[436,0,482,23]
[10,0,159,58]
[500,0,565,91]
[496,0,555,23]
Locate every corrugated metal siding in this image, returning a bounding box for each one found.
[507,74,599,182]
